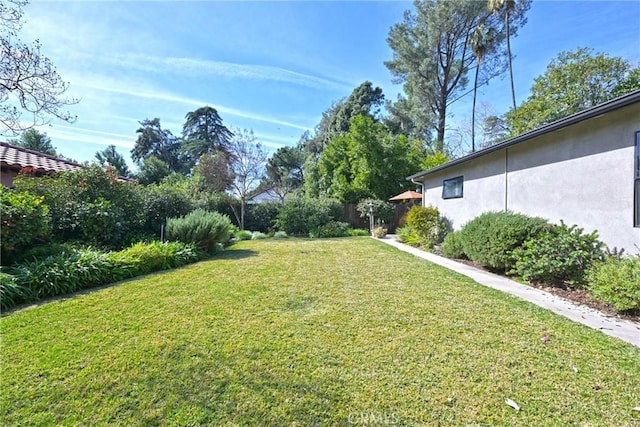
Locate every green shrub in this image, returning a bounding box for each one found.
[234,230,253,241]
[0,188,51,264]
[346,228,370,237]
[251,231,267,240]
[0,271,34,311]
[108,241,201,275]
[276,197,343,236]
[459,211,547,271]
[441,230,466,259]
[309,221,350,238]
[404,205,446,249]
[166,209,231,254]
[273,231,288,239]
[511,222,605,286]
[141,182,194,236]
[587,256,640,312]
[245,202,281,233]
[13,166,145,249]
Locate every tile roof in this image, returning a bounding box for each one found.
[0,141,83,173]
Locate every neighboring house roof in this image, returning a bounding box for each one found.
[408,89,640,181]
[0,141,83,174]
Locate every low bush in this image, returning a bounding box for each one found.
[441,230,466,259]
[309,221,350,238]
[141,182,194,236]
[346,228,370,237]
[511,222,605,286]
[587,255,640,313]
[276,197,343,236]
[251,231,267,240]
[166,209,232,254]
[234,230,253,241]
[273,231,288,239]
[0,188,51,264]
[108,241,201,275]
[459,211,547,271]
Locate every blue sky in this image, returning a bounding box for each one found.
[17,0,640,168]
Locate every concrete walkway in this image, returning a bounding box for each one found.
[376,235,640,348]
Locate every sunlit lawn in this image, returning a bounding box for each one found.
[1,238,639,425]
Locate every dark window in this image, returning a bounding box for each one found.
[442,176,463,199]
[635,132,640,227]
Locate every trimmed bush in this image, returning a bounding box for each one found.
[459,211,547,271]
[309,221,350,238]
[346,228,370,237]
[511,222,605,286]
[166,209,232,254]
[273,231,288,239]
[276,197,343,236]
[403,205,446,249]
[0,188,51,264]
[441,230,466,259]
[234,230,253,241]
[587,256,640,312]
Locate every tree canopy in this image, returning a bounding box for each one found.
[181,106,233,160]
[505,48,640,135]
[95,145,130,177]
[11,128,56,156]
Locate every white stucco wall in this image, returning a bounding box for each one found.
[420,102,640,253]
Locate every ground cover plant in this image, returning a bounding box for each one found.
[1,238,639,425]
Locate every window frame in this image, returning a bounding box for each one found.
[442,175,464,200]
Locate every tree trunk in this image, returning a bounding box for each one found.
[472,64,479,153]
[506,11,517,112]
[436,104,446,153]
[240,200,246,230]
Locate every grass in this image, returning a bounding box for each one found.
[1,237,639,426]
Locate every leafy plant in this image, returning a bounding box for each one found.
[309,221,350,238]
[587,255,640,312]
[166,209,232,254]
[403,205,446,249]
[272,231,288,239]
[372,226,387,238]
[141,182,194,236]
[108,241,201,275]
[346,228,370,237]
[234,230,253,241]
[251,231,267,240]
[0,271,34,311]
[441,230,466,259]
[459,211,547,271]
[245,202,281,233]
[0,187,51,264]
[511,221,605,286]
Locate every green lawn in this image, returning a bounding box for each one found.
[1,238,639,426]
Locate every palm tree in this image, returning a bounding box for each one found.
[489,0,518,112]
[470,24,488,152]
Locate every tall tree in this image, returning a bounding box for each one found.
[193,151,233,193]
[316,115,426,203]
[135,156,170,186]
[305,81,384,157]
[263,145,305,203]
[0,0,77,135]
[131,118,187,174]
[227,129,268,229]
[386,0,527,151]
[505,48,640,135]
[181,106,233,160]
[470,24,492,152]
[95,145,130,177]
[11,128,56,155]
[488,0,530,112]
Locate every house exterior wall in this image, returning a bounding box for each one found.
[420,102,640,253]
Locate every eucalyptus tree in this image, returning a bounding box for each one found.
[386,0,528,152]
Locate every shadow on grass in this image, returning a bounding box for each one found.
[217,249,258,260]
